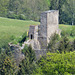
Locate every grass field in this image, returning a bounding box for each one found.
[0,17,40,47]
[59,24,75,40]
[0,17,75,47]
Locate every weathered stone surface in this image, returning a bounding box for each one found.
[8,10,61,62]
[38,10,59,49]
[34,49,47,60]
[28,10,60,49]
[9,43,25,66]
[29,25,38,41]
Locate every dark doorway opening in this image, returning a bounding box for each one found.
[31,34,33,39]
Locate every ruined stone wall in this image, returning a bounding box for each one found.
[38,12,47,49]
[38,13,47,37]
[29,25,35,39]
[47,10,59,43]
[38,37,47,49]
[29,25,38,41]
[38,10,59,49]
[34,49,47,60]
[9,43,25,66]
[34,25,38,41]
[28,10,60,49]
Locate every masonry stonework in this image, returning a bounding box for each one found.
[29,10,60,49]
[8,10,61,62]
[29,25,38,41]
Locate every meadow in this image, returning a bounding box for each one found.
[0,17,39,47]
[0,17,75,47]
[59,24,75,40]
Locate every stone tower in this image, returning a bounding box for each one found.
[38,10,59,49]
[29,25,38,41]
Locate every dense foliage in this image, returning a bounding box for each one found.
[0,0,75,74]
[0,46,18,75]
[0,35,75,75]
[0,0,75,24]
[17,45,36,75]
[47,33,75,53]
[0,45,36,75]
[37,52,75,75]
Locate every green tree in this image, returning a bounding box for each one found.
[0,46,18,75]
[0,0,9,16]
[50,0,67,24]
[62,0,75,25]
[58,37,73,53]
[18,45,36,75]
[8,0,50,21]
[47,33,59,52]
[8,0,21,15]
[72,39,75,50]
[38,52,75,75]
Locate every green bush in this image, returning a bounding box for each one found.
[11,32,29,45]
[18,31,28,44]
[37,52,75,75]
[58,37,73,53]
[18,45,36,75]
[61,30,71,37]
[70,29,75,37]
[47,33,60,52]
[0,45,18,75]
[18,14,26,20]
[7,12,18,19]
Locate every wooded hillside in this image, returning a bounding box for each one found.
[0,0,75,25]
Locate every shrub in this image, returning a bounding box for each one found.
[7,12,18,19]
[47,33,60,52]
[18,31,28,44]
[18,14,26,20]
[72,39,75,50]
[58,37,73,53]
[18,45,36,75]
[61,30,71,37]
[38,52,75,75]
[70,29,75,37]
[0,45,18,75]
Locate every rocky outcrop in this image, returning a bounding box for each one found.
[9,43,25,66]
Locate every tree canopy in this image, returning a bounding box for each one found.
[0,0,75,25]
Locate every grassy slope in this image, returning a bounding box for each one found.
[0,17,40,47]
[0,17,75,47]
[59,24,75,41]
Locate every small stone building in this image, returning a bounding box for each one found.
[29,10,60,49]
[29,25,38,41]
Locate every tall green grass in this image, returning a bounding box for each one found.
[59,24,75,41]
[0,17,39,47]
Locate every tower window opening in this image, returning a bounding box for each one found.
[30,34,33,39]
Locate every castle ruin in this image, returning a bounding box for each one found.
[29,10,60,49]
[9,10,61,61]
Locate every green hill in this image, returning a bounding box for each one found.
[0,17,75,47]
[59,24,75,41]
[0,17,40,47]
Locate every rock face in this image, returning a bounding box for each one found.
[29,10,61,49]
[9,43,25,66]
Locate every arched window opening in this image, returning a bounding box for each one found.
[31,34,33,39]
